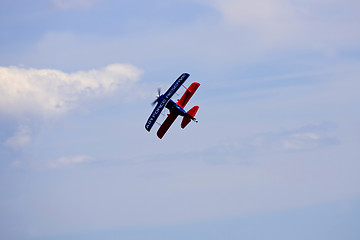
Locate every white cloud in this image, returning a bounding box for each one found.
[4,125,32,149]
[0,64,142,117]
[52,0,94,10]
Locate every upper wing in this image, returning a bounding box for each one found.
[145,98,167,132]
[177,82,200,108]
[157,113,178,139]
[163,73,190,102]
[145,73,189,132]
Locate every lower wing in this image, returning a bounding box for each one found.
[157,113,178,139]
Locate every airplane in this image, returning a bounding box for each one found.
[145,73,200,139]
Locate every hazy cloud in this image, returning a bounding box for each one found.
[252,122,339,153]
[4,125,32,149]
[0,64,142,117]
[212,0,295,28]
[279,122,340,151]
[47,155,94,169]
[202,122,339,164]
[207,0,360,50]
[52,0,95,10]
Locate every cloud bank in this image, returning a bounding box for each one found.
[0,64,142,117]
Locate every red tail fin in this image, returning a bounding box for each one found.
[181,106,199,129]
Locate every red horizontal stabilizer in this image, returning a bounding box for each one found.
[177,82,200,108]
[181,106,199,129]
[157,113,178,139]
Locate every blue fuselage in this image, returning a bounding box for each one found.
[166,99,187,116]
[157,95,187,116]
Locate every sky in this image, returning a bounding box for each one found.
[0,0,360,239]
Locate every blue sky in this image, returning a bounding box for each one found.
[1,0,360,239]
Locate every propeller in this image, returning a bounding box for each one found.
[152,88,161,106]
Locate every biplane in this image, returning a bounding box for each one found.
[145,73,200,139]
